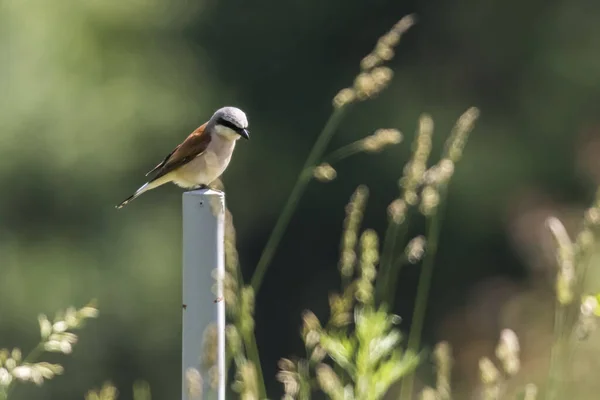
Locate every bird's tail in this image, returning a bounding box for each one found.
[115,174,173,209]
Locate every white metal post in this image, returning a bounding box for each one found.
[182,189,226,400]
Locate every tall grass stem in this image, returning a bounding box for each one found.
[244,332,266,398]
[399,190,447,400]
[251,106,350,293]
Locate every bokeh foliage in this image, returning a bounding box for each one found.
[2,0,600,398]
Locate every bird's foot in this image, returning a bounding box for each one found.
[194,184,209,190]
[190,183,224,194]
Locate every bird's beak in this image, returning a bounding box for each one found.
[239,128,250,140]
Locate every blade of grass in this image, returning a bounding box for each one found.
[323,141,365,164]
[377,113,434,307]
[376,220,402,303]
[376,216,411,306]
[546,217,597,400]
[545,302,567,400]
[242,332,266,398]
[235,104,351,397]
[251,105,351,293]
[399,189,447,400]
[235,261,266,397]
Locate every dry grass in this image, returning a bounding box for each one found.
[3,12,600,400]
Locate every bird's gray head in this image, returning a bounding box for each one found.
[210,106,249,140]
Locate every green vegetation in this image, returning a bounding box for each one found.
[3,2,600,400]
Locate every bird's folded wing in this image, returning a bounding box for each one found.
[146,122,210,181]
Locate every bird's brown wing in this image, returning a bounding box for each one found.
[146,123,211,182]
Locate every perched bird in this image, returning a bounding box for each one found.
[116,106,249,209]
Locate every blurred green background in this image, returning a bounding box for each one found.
[2,0,600,398]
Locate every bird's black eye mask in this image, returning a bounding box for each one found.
[217,117,245,134]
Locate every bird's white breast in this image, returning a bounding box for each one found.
[172,133,237,188]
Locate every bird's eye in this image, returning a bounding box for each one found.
[217,118,240,131]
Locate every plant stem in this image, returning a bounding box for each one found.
[399,194,446,400]
[545,302,566,400]
[376,220,401,304]
[243,332,267,398]
[386,251,411,296]
[251,105,351,293]
[562,248,594,392]
[546,238,594,399]
[4,343,44,398]
[224,349,234,390]
[323,141,364,164]
[230,258,266,398]
[376,215,411,306]
[241,105,350,395]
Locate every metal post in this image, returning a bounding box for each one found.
[182,189,226,400]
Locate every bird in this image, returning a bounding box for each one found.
[116,106,249,209]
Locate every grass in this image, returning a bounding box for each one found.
[3,12,600,400]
